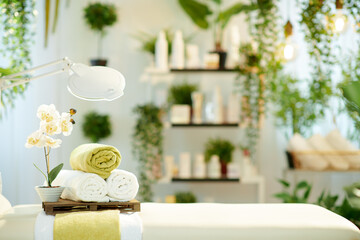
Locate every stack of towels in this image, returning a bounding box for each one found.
[287,129,360,171]
[52,143,139,202]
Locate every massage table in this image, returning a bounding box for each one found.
[0,203,359,240]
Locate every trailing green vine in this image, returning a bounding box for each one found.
[299,0,335,117]
[235,0,281,161]
[0,0,35,117]
[132,103,163,202]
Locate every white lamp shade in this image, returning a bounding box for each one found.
[67,63,125,101]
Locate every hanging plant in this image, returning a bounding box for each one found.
[0,0,36,118]
[235,0,282,161]
[132,103,163,202]
[299,0,335,116]
[270,74,319,138]
[82,112,112,143]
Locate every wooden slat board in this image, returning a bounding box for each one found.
[42,199,140,215]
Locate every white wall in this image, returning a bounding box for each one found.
[0,0,359,205]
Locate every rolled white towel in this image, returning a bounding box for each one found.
[326,129,360,170]
[52,170,109,202]
[308,134,349,171]
[107,169,139,202]
[287,133,328,171]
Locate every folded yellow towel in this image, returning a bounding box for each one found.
[70,143,121,179]
[54,210,120,240]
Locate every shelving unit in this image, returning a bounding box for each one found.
[143,67,265,203]
[171,123,239,128]
[172,177,240,182]
[157,176,266,203]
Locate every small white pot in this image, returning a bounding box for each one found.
[171,105,191,124]
[35,186,64,202]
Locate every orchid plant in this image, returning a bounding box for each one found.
[25,104,76,187]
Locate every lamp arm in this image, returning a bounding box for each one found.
[0,57,73,91]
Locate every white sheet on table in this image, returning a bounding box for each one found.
[34,211,142,240]
[139,203,360,240]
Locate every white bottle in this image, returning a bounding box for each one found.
[155,31,168,71]
[186,44,200,68]
[171,30,185,69]
[227,93,240,123]
[179,152,191,178]
[192,92,203,124]
[208,155,221,179]
[164,155,174,180]
[193,153,206,178]
[213,86,224,124]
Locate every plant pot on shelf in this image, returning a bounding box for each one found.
[170,105,191,124]
[210,50,227,69]
[35,186,64,202]
[90,59,107,66]
[220,161,228,178]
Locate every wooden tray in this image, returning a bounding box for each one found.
[42,199,140,215]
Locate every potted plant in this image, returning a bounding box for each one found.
[167,83,198,124]
[82,111,112,142]
[84,2,118,66]
[175,191,197,203]
[204,138,235,178]
[178,0,256,69]
[25,104,76,202]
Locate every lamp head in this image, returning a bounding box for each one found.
[67,63,125,101]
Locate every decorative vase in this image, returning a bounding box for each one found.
[171,104,191,124]
[35,186,64,202]
[90,59,107,66]
[220,161,228,178]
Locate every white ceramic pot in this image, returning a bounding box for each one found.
[35,186,64,202]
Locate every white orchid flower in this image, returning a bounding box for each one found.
[44,136,62,148]
[40,120,61,136]
[37,104,60,123]
[60,112,73,136]
[25,130,46,148]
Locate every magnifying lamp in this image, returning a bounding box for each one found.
[0,57,126,101]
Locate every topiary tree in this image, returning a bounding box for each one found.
[84,2,117,61]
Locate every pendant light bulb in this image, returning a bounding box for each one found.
[332,0,348,34]
[283,39,296,61]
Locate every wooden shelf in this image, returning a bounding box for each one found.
[170,68,237,73]
[172,177,240,182]
[285,169,360,174]
[171,123,239,128]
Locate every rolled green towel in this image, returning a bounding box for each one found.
[70,143,121,179]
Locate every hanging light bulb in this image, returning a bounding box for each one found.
[332,0,348,33]
[282,20,297,61]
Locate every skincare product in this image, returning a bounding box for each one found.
[208,155,221,179]
[179,152,191,178]
[193,153,206,178]
[155,31,168,71]
[213,86,224,124]
[164,155,174,180]
[192,92,203,124]
[171,30,185,69]
[186,44,200,68]
[204,53,219,69]
[227,93,240,123]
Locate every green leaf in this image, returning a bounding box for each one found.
[33,163,48,184]
[178,0,212,29]
[340,81,360,114]
[218,3,257,28]
[295,181,309,190]
[273,193,292,203]
[277,179,290,188]
[48,163,63,187]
